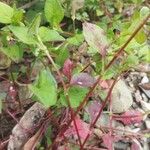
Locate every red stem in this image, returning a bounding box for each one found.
[80,78,118,149]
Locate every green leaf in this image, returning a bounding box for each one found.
[0,45,23,63]
[67,33,84,46]
[125,54,139,66]
[39,27,65,42]
[44,0,64,27]
[25,10,39,23]
[102,67,117,80]
[60,86,88,108]
[140,6,150,18]
[28,13,41,36]
[69,86,88,107]
[0,2,14,23]
[9,25,37,45]
[138,45,150,63]
[11,9,24,25]
[131,0,142,4]
[29,69,57,107]
[135,30,146,44]
[55,46,69,66]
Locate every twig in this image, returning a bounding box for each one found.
[80,78,118,149]
[19,0,39,9]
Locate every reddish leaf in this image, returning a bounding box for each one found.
[102,133,113,150]
[64,116,91,140]
[70,73,96,87]
[62,59,73,81]
[113,110,143,125]
[23,126,43,150]
[83,22,109,57]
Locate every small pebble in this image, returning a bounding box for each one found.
[93,128,103,138]
[126,77,131,82]
[134,90,142,102]
[140,72,147,77]
[131,76,138,82]
[124,126,133,135]
[141,76,149,84]
[112,80,133,113]
[114,141,129,150]
[145,119,150,129]
[129,82,134,88]
[143,137,149,150]
[130,71,139,75]
[115,125,125,136]
[131,128,141,133]
[141,93,148,102]
[140,100,150,112]
[132,102,138,109]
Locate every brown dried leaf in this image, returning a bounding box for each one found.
[23,126,43,150]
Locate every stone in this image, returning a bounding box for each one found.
[95,113,110,127]
[112,79,133,113]
[114,141,129,150]
[8,102,46,150]
[140,100,150,112]
[134,90,142,102]
[141,76,149,84]
[145,119,150,129]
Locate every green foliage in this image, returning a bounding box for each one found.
[67,33,84,46]
[68,86,88,107]
[134,30,146,44]
[39,27,65,42]
[0,44,23,63]
[55,46,69,66]
[44,0,64,27]
[9,25,37,44]
[138,45,150,63]
[11,8,24,25]
[29,69,57,107]
[123,54,139,70]
[0,2,14,24]
[60,86,88,108]
[28,13,41,36]
[102,67,117,80]
[140,6,150,17]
